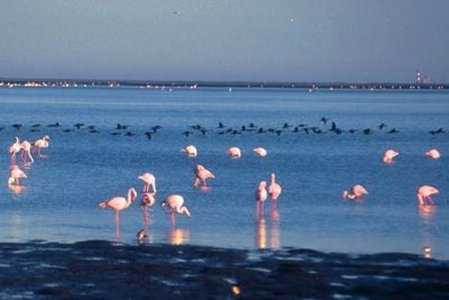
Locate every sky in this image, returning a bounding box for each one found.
[1,0,449,82]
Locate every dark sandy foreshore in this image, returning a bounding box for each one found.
[0,241,448,299]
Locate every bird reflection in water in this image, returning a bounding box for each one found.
[422,246,432,259]
[168,227,190,245]
[8,183,25,195]
[255,202,281,250]
[418,204,437,219]
[418,204,436,259]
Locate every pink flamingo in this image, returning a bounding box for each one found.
[9,137,21,162]
[253,147,267,157]
[268,173,282,200]
[20,140,34,163]
[98,188,137,239]
[342,184,368,200]
[181,145,198,158]
[193,164,215,188]
[417,185,439,206]
[227,147,242,159]
[383,149,399,164]
[425,149,441,160]
[255,181,268,217]
[161,194,191,226]
[141,192,156,227]
[138,173,156,193]
[8,165,27,185]
[33,135,50,156]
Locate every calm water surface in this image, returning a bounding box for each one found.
[0,87,448,258]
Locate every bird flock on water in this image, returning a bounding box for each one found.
[6,118,443,242]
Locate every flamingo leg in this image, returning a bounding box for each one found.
[115,211,120,240]
[170,211,176,227]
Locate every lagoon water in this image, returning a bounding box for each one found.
[0,87,448,258]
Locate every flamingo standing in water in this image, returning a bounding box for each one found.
[425,149,441,160]
[383,149,399,164]
[255,181,268,217]
[98,188,137,239]
[193,164,215,188]
[138,173,156,193]
[8,165,27,185]
[141,192,156,227]
[161,194,191,226]
[227,147,242,159]
[181,145,198,158]
[253,147,268,157]
[342,184,368,200]
[268,173,282,200]
[417,185,439,206]
[9,137,21,162]
[20,140,34,163]
[33,135,50,156]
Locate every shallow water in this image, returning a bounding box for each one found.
[0,87,448,258]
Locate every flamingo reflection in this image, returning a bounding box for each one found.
[141,192,156,228]
[168,227,190,245]
[255,217,267,249]
[9,165,27,186]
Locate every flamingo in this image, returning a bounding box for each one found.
[417,185,439,206]
[227,147,242,159]
[20,140,34,163]
[383,149,399,164]
[33,135,50,156]
[268,173,282,200]
[342,184,368,200]
[253,147,267,157]
[138,173,156,193]
[425,149,441,160]
[8,165,27,185]
[8,137,21,161]
[181,145,198,158]
[161,194,191,226]
[141,192,156,227]
[255,181,268,217]
[193,164,215,188]
[98,188,137,239]
[136,229,148,242]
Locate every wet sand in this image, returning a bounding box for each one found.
[0,241,448,299]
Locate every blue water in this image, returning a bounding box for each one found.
[0,87,448,258]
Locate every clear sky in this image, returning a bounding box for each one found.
[1,1,449,82]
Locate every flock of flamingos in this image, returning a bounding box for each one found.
[7,133,442,242]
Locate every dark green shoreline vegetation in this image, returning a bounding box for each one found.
[0,241,448,299]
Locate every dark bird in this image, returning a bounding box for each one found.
[74,123,85,129]
[249,123,256,128]
[320,117,329,124]
[430,128,445,135]
[31,124,41,128]
[275,130,282,136]
[125,131,136,136]
[183,131,192,137]
[303,128,310,134]
[388,128,399,134]
[217,122,225,129]
[144,132,153,139]
[378,123,387,130]
[116,123,128,130]
[298,123,307,127]
[293,127,299,133]
[151,125,162,133]
[200,128,207,135]
[231,130,241,135]
[47,122,60,128]
[348,129,357,134]
[241,125,246,131]
[63,129,73,133]
[257,128,265,134]
[283,123,291,129]
[87,125,96,130]
[330,122,337,132]
[111,132,121,136]
[363,128,372,135]
[12,124,22,130]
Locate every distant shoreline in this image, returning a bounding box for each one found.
[0,78,447,90]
